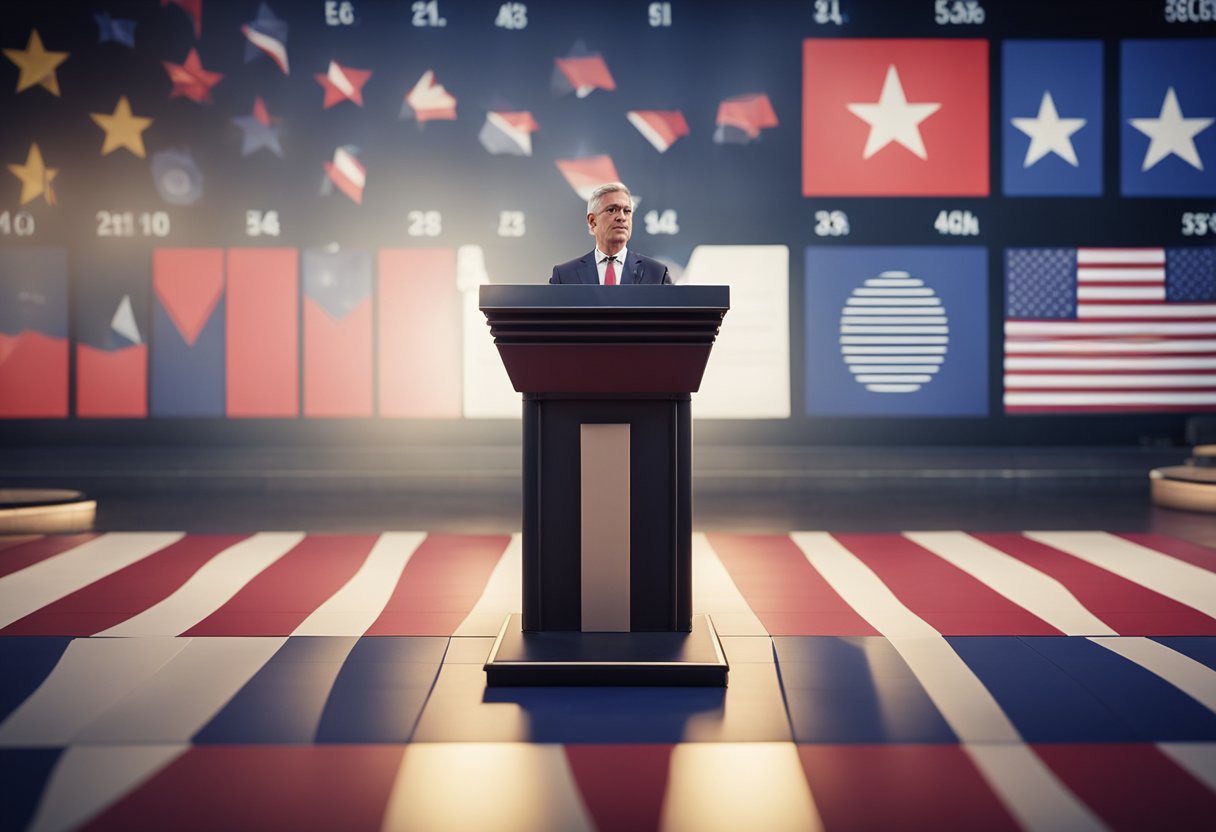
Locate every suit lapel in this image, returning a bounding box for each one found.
[580,252,599,285]
[621,251,641,284]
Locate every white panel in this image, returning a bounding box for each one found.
[98,532,304,637]
[459,246,520,419]
[963,744,1107,832]
[906,531,1117,636]
[1089,637,1216,711]
[293,532,426,636]
[1158,743,1216,793]
[1026,532,1216,618]
[580,423,631,632]
[381,743,594,832]
[0,638,188,746]
[683,245,790,419]
[28,744,188,832]
[453,533,522,637]
[660,743,822,832]
[74,637,286,742]
[0,533,184,629]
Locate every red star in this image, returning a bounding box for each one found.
[315,60,372,109]
[163,48,223,103]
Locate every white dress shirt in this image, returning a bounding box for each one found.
[595,247,627,285]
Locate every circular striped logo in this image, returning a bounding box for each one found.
[839,270,949,393]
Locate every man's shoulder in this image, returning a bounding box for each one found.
[553,252,593,271]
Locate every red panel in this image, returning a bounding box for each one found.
[1,535,244,635]
[1117,533,1216,572]
[707,533,879,636]
[366,534,510,635]
[303,296,372,417]
[227,248,299,417]
[84,745,404,832]
[152,249,224,347]
[377,248,461,418]
[976,533,1216,635]
[564,745,672,832]
[1033,744,1216,831]
[0,331,68,417]
[182,535,378,636]
[797,745,1020,831]
[0,533,98,579]
[0,534,41,552]
[76,344,147,418]
[834,534,1063,635]
[498,343,712,393]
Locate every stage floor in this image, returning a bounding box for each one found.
[2,515,1214,831]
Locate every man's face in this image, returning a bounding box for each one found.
[588,190,633,254]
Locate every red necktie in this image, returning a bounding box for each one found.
[604,256,617,285]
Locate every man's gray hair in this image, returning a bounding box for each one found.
[586,182,633,215]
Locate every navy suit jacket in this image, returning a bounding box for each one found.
[549,250,672,285]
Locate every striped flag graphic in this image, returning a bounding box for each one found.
[1004,247,1216,412]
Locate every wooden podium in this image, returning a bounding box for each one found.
[479,284,730,686]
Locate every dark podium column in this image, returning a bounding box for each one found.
[480,285,729,641]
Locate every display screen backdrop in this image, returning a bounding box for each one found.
[1,0,1214,447]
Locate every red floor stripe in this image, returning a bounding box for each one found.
[0,535,247,636]
[364,534,510,636]
[564,745,671,832]
[0,533,98,580]
[0,534,41,553]
[797,745,1020,831]
[707,533,879,636]
[83,745,404,832]
[1117,533,1216,572]
[182,535,380,636]
[834,534,1064,635]
[976,533,1216,635]
[1032,744,1216,831]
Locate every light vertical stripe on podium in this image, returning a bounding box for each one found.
[580,424,631,632]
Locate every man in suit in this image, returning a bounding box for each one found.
[550,182,673,285]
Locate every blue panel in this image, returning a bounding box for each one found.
[948,636,1133,741]
[805,247,989,417]
[1151,637,1216,672]
[0,248,68,338]
[314,637,447,743]
[149,294,225,417]
[1120,39,1216,197]
[1002,41,1103,196]
[1021,637,1216,741]
[0,637,73,723]
[193,637,345,744]
[774,636,956,743]
[0,749,62,832]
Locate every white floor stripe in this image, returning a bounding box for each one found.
[97,532,305,637]
[453,533,522,637]
[692,533,769,637]
[964,744,1108,832]
[906,531,1117,636]
[0,638,189,746]
[792,532,1018,741]
[1026,532,1216,619]
[27,744,188,832]
[293,532,426,636]
[381,743,594,832]
[1089,637,1216,712]
[1158,743,1216,793]
[74,637,287,743]
[660,743,823,832]
[0,533,184,629]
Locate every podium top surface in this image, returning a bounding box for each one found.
[479,284,729,312]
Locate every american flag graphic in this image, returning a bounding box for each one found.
[1005,247,1216,412]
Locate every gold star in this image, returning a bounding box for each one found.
[7,143,58,206]
[3,29,69,96]
[90,96,153,158]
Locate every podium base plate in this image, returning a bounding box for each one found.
[484,614,728,687]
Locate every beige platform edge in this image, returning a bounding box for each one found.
[1150,445,1216,514]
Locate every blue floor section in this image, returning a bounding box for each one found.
[0,749,59,832]
[0,638,72,724]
